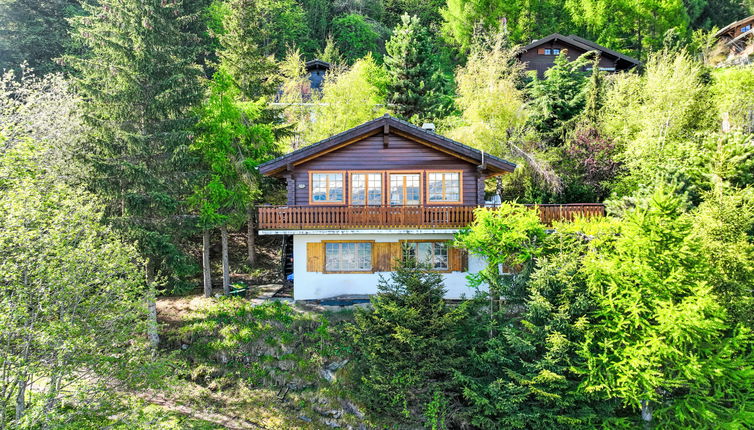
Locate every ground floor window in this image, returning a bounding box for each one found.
[403,241,449,271]
[325,242,373,272]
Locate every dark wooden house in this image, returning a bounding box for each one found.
[518,33,640,77]
[714,15,754,58]
[257,115,604,301]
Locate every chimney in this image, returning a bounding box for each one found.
[421,123,436,133]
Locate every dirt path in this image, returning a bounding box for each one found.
[135,390,270,430]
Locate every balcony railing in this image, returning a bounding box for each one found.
[258,204,606,230]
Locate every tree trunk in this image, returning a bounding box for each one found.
[247,206,256,268]
[14,376,26,422]
[202,229,212,297]
[145,261,159,348]
[221,225,230,295]
[641,399,653,429]
[496,176,503,204]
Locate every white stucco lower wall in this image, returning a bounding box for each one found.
[292,233,485,301]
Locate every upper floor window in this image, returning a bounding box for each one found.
[351,172,383,205]
[742,25,752,33]
[553,49,561,55]
[403,241,449,271]
[325,242,372,272]
[544,48,552,55]
[390,173,421,205]
[427,172,461,203]
[311,172,344,203]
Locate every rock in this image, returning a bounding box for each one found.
[320,368,335,382]
[298,415,312,423]
[341,400,364,419]
[322,418,341,428]
[327,359,349,372]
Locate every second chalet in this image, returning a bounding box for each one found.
[258,115,604,301]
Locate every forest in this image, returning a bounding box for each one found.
[1,0,754,428]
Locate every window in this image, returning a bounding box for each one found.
[351,173,383,205]
[389,173,421,205]
[404,241,449,271]
[742,25,751,33]
[553,49,560,55]
[311,172,343,203]
[427,172,461,203]
[325,242,372,272]
[544,48,552,55]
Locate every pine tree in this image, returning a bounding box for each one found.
[384,14,450,122]
[68,0,207,315]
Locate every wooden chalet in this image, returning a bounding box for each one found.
[714,15,754,59]
[257,115,604,300]
[518,33,640,77]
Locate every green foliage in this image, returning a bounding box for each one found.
[331,14,382,63]
[565,0,691,58]
[710,66,754,133]
[347,256,468,426]
[69,0,206,291]
[579,185,754,426]
[455,203,547,301]
[527,52,595,146]
[0,0,83,74]
[0,140,159,428]
[691,187,754,328]
[384,14,453,122]
[190,68,277,230]
[453,219,621,429]
[601,50,716,196]
[383,0,447,27]
[441,0,572,53]
[447,31,527,156]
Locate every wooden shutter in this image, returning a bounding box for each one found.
[449,247,468,272]
[306,242,324,272]
[537,48,545,55]
[374,242,401,272]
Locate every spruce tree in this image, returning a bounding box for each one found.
[347,253,467,426]
[68,0,206,305]
[384,14,450,122]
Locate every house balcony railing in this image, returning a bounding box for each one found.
[258,204,606,230]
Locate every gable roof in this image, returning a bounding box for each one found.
[714,15,754,38]
[520,33,641,66]
[305,59,331,71]
[258,115,516,176]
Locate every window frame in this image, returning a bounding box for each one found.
[400,240,452,272]
[425,170,463,204]
[388,171,423,206]
[323,240,375,273]
[544,48,552,55]
[309,171,346,205]
[348,171,384,206]
[553,48,560,55]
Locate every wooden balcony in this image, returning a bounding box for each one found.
[258,204,605,230]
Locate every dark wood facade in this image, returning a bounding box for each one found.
[288,133,483,206]
[518,34,640,78]
[258,115,604,230]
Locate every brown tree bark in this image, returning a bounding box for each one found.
[221,225,230,295]
[247,206,256,267]
[202,229,212,297]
